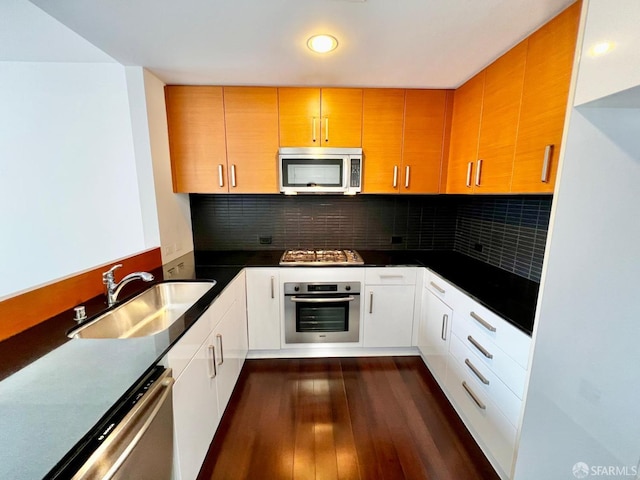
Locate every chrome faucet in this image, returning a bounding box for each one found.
[102,264,154,307]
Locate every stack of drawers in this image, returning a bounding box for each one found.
[420,270,532,478]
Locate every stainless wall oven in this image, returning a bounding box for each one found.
[284,281,360,344]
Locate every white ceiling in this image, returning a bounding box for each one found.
[25,0,576,88]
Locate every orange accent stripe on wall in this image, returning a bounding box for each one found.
[0,248,162,342]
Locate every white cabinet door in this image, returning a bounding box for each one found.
[172,334,220,480]
[363,285,416,347]
[418,289,452,382]
[212,272,248,416]
[246,268,281,350]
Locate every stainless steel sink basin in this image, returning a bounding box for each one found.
[69,281,216,339]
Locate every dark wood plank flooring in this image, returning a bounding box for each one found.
[198,356,499,480]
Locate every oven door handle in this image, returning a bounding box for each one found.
[289,296,357,303]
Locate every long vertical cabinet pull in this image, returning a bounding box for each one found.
[475,159,483,186]
[441,314,448,341]
[393,166,398,188]
[369,292,374,314]
[324,117,329,143]
[466,162,473,187]
[270,276,275,299]
[216,334,224,365]
[230,165,237,188]
[218,165,224,188]
[541,144,554,183]
[208,345,217,378]
[404,166,410,188]
[312,117,317,143]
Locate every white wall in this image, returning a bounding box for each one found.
[0,62,155,299]
[514,2,640,478]
[142,69,194,263]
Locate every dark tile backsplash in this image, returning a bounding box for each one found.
[190,194,552,282]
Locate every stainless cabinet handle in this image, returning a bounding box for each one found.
[405,166,410,188]
[470,311,496,332]
[208,345,217,378]
[270,276,275,299]
[216,333,224,365]
[393,165,398,188]
[429,281,445,294]
[218,164,224,188]
[541,144,553,183]
[312,117,317,142]
[441,314,448,341]
[369,292,374,314]
[231,164,237,188]
[466,162,473,187]
[290,296,356,303]
[324,117,329,143]
[462,381,486,410]
[465,358,490,385]
[467,335,493,359]
[475,159,482,186]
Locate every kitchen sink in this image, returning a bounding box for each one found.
[68,281,216,339]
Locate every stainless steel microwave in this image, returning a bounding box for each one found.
[279,147,362,194]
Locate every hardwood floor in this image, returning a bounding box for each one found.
[198,356,499,480]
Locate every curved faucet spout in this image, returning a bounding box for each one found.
[102,265,154,307]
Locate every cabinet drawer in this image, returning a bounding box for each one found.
[449,334,524,426]
[455,296,531,369]
[451,323,528,399]
[366,267,417,285]
[445,355,517,476]
[424,270,464,306]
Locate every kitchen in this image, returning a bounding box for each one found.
[1,0,639,479]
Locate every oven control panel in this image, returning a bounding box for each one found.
[284,282,360,295]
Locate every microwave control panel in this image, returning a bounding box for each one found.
[350,158,361,188]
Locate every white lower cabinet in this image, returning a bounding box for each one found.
[364,284,416,347]
[170,272,248,480]
[246,268,280,350]
[418,268,532,479]
[417,288,452,382]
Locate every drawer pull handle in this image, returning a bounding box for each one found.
[429,281,445,294]
[465,358,490,385]
[470,311,496,332]
[441,314,448,341]
[462,381,486,410]
[467,335,493,359]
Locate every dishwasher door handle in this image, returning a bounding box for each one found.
[71,369,174,480]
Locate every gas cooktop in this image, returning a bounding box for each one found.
[279,249,364,266]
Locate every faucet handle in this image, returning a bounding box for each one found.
[103,264,123,283]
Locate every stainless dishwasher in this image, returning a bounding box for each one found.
[46,366,175,480]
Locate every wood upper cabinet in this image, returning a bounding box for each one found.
[165,86,227,193]
[402,89,453,194]
[475,40,527,193]
[278,87,362,147]
[223,87,279,193]
[362,88,406,193]
[447,71,485,194]
[511,1,581,193]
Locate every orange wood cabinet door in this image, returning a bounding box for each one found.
[475,40,527,193]
[223,87,279,193]
[401,89,452,194]
[165,86,227,193]
[362,89,406,193]
[446,71,485,194]
[511,1,581,193]
[278,87,321,147]
[320,88,363,147]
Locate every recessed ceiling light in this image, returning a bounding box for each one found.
[307,34,338,54]
[589,41,615,57]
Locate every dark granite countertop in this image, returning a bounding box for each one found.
[194,249,539,335]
